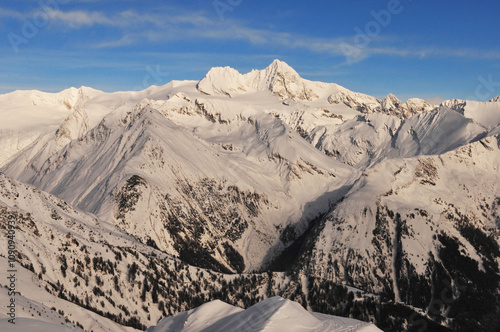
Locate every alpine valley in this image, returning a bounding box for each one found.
[0,60,499,331]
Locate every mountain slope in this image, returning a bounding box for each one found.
[0,172,399,331]
[300,135,500,330]
[0,172,160,330]
[2,94,358,273]
[296,105,492,168]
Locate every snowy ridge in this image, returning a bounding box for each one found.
[303,106,490,168]
[379,94,435,118]
[327,89,380,113]
[0,86,101,167]
[197,66,249,97]
[440,98,500,129]
[244,59,321,101]
[197,60,436,119]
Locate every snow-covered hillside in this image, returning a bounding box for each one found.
[0,172,389,332]
[300,135,500,330]
[1,59,499,331]
[0,173,155,330]
[2,94,358,273]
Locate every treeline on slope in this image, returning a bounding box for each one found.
[33,241,452,332]
[115,175,267,273]
[290,202,500,331]
[3,197,498,331]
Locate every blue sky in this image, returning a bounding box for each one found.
[1,0,499,101]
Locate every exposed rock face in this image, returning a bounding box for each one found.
[327,90,380,113]
[440,98,467,113]
[378,94,435,118]
[404,98,434,114]
[328,92,436,119]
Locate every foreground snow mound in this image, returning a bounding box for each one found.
[146,296,381,332]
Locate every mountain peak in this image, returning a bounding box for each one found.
[378,94,436,117]
[270,58,287,66]
[196,59,318,101]
[256,59,301,84]
[383,93,400,101]
[266,59,299,74]
[203,66,242,77]
[196,66,248,97]
[380,93,402,110]
[245,59,318,101]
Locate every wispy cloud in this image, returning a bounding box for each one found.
[3,6,500,63]
[84,10,500,64]
[365,46,500,60]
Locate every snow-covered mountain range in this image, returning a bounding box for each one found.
[0,59,499,331]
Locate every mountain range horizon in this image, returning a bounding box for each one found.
[0,58,499,332]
